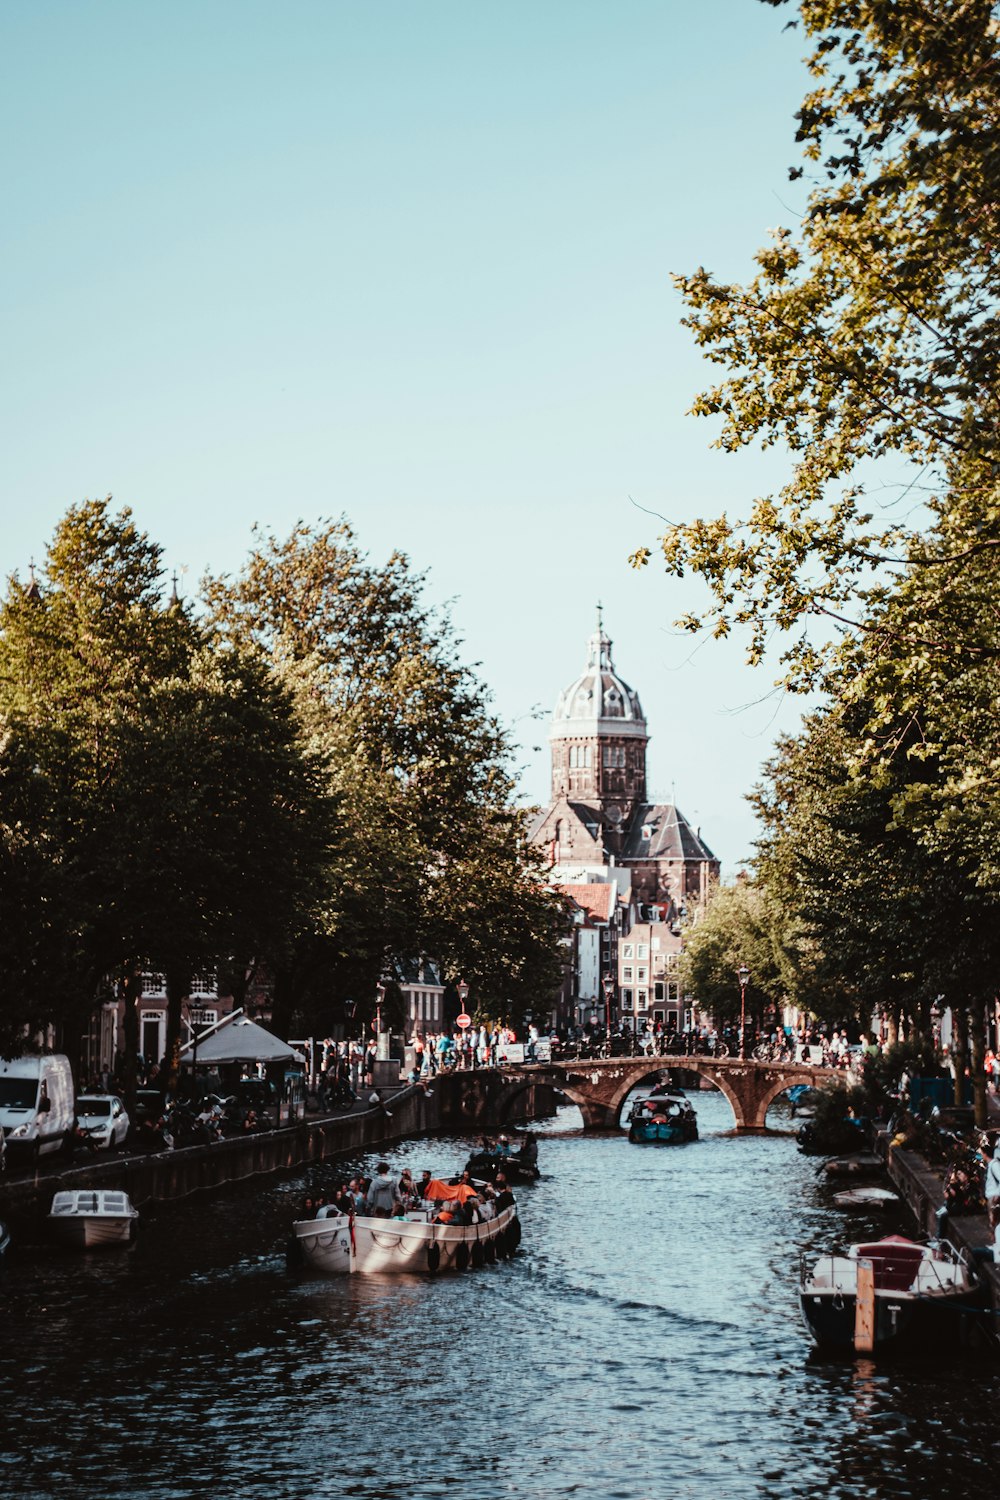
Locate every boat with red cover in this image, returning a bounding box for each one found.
[799,1234,986,1353]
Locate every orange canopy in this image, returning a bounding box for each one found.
[449,1183,479,1203]
[422,1179,457,1201]
[422,1179,479,1203]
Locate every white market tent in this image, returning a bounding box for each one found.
[179,1016,304,1067]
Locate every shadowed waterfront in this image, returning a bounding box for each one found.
[1,1093,997,1500]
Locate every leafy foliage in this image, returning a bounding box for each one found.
[632,0,1000,686]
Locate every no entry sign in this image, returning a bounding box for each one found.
[456,1013,472,1029]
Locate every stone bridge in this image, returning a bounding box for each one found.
[497,1054,833,1133]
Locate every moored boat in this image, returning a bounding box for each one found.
[627,1092,698,1144]
[832,1185,900,1209]
[291,1183,520,1275]
[48,1190,139,1249]
[464,1133,540,1182]
[800,1234,986,1352]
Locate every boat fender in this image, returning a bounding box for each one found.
[484,1238,497,1265]
[472,1237,486,1268]
[455,1241,470,1272]
[509,1216,522,1252]
[427,1242,441,1274]
[285,1235,303,1274]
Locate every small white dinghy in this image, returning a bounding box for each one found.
[48,1190,139,1249]
[833,1185,900,1209]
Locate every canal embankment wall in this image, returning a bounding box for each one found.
[879,1128,1000,1327]
[0,1069,558,1233]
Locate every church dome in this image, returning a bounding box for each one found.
[550,612,647,741]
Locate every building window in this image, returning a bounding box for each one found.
[621,989,633,1010]
[637,944,648,960]
[622,944,633,959]
[654,982,664,1001]
[602,746,625,768]
[637,967,647,982]
[585,746,592,767]
[637,990,648,1010]
[622,966,633,981]
[141,974,165,996]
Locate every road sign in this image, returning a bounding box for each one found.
[456,1012,472,1029]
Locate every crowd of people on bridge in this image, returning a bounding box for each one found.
[312,1022,883,1101]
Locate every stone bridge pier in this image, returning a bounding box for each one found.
[497,1055,831,1133]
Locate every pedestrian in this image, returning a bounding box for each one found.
[985,1140,1000,1231]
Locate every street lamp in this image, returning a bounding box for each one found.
[737,964,750,1060]
[602,974,615,1039]
[375,981,386,1036]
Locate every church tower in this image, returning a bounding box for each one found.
[548,607,647,844]
[530,611,720,910]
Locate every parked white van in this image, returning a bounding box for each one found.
[0,1054,75,1163]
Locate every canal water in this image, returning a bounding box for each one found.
[1,1090,997,1500]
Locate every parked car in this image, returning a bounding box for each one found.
[75,1095,130,1150]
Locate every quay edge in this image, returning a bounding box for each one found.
[878,1128,1000,1346]
[0,1070,559,1235]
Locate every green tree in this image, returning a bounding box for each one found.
[0,501,337,1106]
[0,500,197,1072]
[632,0,1000,686]
[680,881,786,1036]
[753,661,1000,1123]
[204,519,568,1036]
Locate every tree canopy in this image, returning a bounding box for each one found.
[632,0,1000,687]
[0,501,568,1058]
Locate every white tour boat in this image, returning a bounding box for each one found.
[48,1190,139,1249]
[291,1190,520,1276]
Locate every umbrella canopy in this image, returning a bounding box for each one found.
[180,1017,303,1067]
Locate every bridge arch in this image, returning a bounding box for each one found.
[497,1056,830,1133]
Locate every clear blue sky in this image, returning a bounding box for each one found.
[1,1,812,874]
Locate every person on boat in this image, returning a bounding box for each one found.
[417,1169,434,1203]
[365,1163,398,1218]
[517,1134,538,1168]
[493,1173,515,1214]
[397,1169,416,1207]
[497,1134,511,1157]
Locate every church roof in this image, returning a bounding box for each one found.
[550,609,646,742]
[620,804,716,863]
